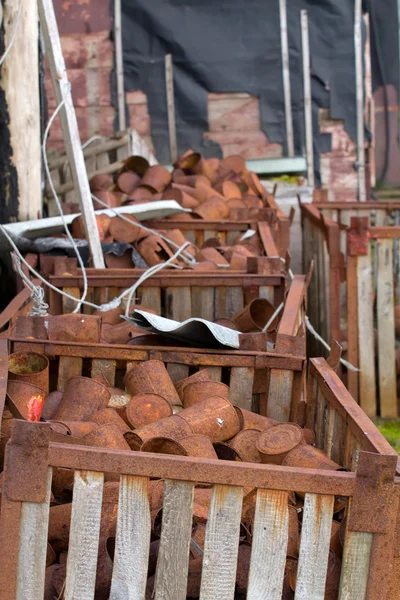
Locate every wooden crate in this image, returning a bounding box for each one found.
[0,351,398,599]
[301,200,400,418]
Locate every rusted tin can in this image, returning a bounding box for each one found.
[174,150,201,171]
[232,298,276,333]
[175,369,211,401]
[83,423,131,450]
[229,429,261,463]
[48,314,101,344]
[124,414,193,450]
[123,155,150,175]
[236,543,252,594]
[287,505,300,557]
[123,360,180,406]
[234,407,278,431]
[257,423,305,465]
[137,235,176,266]
[182,381,230,408]
[179,434,218,459]
[195,198,229,220]
[104,251,135,269]
[187,557,203,598]
[107,387,131,408]
[54,376,111,421]
[330,520,343,558]
[140,436,188,455]
[8,351,49,395]
[42,390,64,420]
[48,420,98,438]
[116,170,140,194]
[213,442,242,461]
[282,443,341,471]
[6,380,46,420]
[91,408,131,434]
[140,165,172,192]
[128,185,153,201]
[302,428,316,445]
[109,214,141,244]
[90,173,113,191]
[179,397,240,442]
[125,393,172,428]
[199,246,229,266]
[12,315,48,340]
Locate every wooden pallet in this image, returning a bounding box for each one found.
[301,200,400,419]
[0,345,398,599]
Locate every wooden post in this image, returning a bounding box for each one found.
[38,0,105,268]
[114,0,126,132]
[354,0,366,202]
[0,0,42,222]
[279,0,294,157]
[301,10,314,187]
[165,54,178,164]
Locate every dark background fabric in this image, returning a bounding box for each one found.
[121,0,399,179]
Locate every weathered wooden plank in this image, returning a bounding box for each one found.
[110,476,151,600]
[346,255,359,401]
[140,287,161,314]
[191,287,215,320]
[57,356,83,391]
[259,285,275,304]
[324,404,335,459]
[357,252,377,417]
[294,493,334,600]
[64,470,104,600]
[166,287,192,321]
[247,489,288,600]
[225,286,244,318]
[266,370,294,422]
[229,366,254,411]
[16,468,52,600]
[154,479,194,600]
[376,238,397,417]
[206,367,223,382]
[167,363,189,383]
[314,387,327,450]
[339,526,373,599]
[199,484,243,600]
[91,359,117,387]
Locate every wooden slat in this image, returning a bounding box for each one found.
[247,489,288,600]
[229,366,254,411]
[140,287,161,314]
[266,370,294,421]
[357,252,377,417]
[167,363,189,383]
[199,484,243,600]
[339,524,373,599]
[376,238,397,417]
[57,356,83,391]
[294,493,334,600]
[315,387,327,449]
[91,359,116,387]
[259,285,275,304]
[62,286,81,314]
[154,479,194,600]
[206,367,222,382]
[191,287,215,320]
[324,404,335,459]
[225,286,244,317]
[16,468,52,600]
[347,255,359,400]
[110,476,151,600]
[166,287,192,321]
[64,470,104,600]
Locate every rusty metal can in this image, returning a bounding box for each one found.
[91,408,131,434]
[108,214,141,244]
[281,443,341,471]
[232,298,276,333]
[42,390,64,420]
[179,396,240,442]
[140,165,172,192]
[125,393,173,428]
[54,376,111,421]
[83,423,131,450]
[8,351,49,395]
[182,381,230,408]
[234,407,278,431]
[175,369,212,402]
[48,420,98,438]
[179,434,218,458]
[140,436,188,455]
[229,429,261,463]
[257,423,305,465]
[213,442,242,461]
[124,414,193,450]
[123,360,180,406]
[6,380,46,420]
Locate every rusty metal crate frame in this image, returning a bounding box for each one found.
[301,200,400,419]
[0,352,398,599]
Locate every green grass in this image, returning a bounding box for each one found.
[374,420,400,453]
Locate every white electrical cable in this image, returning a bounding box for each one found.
[0,0,23,67]
[305,317,360,372]
[42,87,89,313]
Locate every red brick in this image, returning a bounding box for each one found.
[98,69,112,106]
[128,104,151,136]
[54,0,112,35]
[45,69,88,108]
[208,93,261,133]
[204,131,282,160]
[84,32,113,69]
[45,72,56,109]
[60,35,88,69]
[126,90,148,105]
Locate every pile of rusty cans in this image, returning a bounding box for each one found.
[2,353,345,599]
